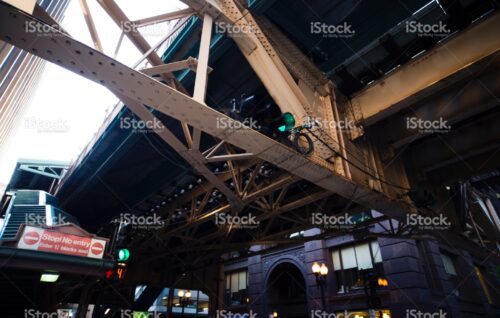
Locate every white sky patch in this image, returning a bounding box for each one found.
[0,0,184,186]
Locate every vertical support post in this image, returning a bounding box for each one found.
[192,13,213,149]
[167,287,174,318]
[76,281,95,318]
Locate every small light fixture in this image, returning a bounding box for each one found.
[319,263,328,276]
[185,290,192,299]
[40,271,59,283]
[312,262,320,274]
[104,308,111,315]
[178,290,185,298]
[273,311,278,317]
[377,277,389,287]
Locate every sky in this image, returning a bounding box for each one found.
[0,0,186,186]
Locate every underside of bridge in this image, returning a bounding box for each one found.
[0,0,499,317]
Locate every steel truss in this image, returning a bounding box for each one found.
[1,0,499,270]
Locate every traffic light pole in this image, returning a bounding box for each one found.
[362,271,377,318]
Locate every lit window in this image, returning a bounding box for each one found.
[224,270,248,306]
[332,241,384,293]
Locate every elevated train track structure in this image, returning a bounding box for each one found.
[1,0,499,290]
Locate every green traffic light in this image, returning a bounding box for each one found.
[117,248,130,262]
[278,112,295,132]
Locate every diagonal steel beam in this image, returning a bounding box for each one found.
[0,2,411,221]
[79,0,103,51]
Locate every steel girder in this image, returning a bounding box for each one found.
[349,10,500,130]
[0,2,412,221]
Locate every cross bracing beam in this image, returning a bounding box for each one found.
[0,3,412,221]
[140,57,213,76]
[132,8,195,27]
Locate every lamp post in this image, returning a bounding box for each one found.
[362,270,388,318]
[178,290,191,316]
[312,262,329,310]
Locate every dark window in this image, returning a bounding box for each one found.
[440,251,476,299]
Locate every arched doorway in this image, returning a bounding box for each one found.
[266,262,308,318]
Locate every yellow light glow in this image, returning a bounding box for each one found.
[378,277,389,287]
[178,290,184,298]
[312,262,320,274]
[185,290,192,298]
[320,263,329,276]
[273,311,278,317]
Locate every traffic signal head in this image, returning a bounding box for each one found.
[278,112,295,132]
[117,248,130,262]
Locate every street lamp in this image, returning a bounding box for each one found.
[362,271,388,318]
[178,290,191,316]
[312,262,328,310]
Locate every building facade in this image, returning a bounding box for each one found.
[222,221,500,318]
[0,0,70,153]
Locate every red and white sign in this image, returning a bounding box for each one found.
[17,226,106,259]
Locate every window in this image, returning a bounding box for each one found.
[224,270,248,306]
[332,241,384,293]
[440,253,457,276]
[335,309,391,318]
[289,231,304,238]
[439,252,467,297]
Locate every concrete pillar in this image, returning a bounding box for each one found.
[247,255,263,316]
[304,239,328,312]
